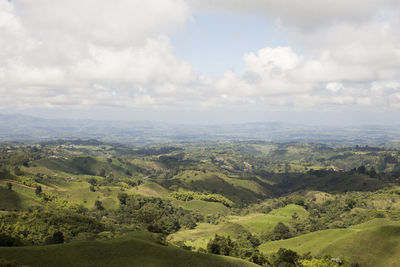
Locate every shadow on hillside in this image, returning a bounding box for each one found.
[262,172,387,196]
[0,186,22,211]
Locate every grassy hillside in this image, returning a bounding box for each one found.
[259,219,400,267]
[134,182,170,198]
[323,224,400,267]
[58,182,122,209]
[229,204,308,234]
[3,141,400,266]
[171,199,229,215]
[0,232,257,267]
[36,156,130,178]
[0,183,42,211]
[159,170,263,204]
[168,205,307,249]
[168,223,246,249]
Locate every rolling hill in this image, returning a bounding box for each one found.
[0,232,257,267]
[259,218,400,267]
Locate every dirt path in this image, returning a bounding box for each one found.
[1,179,69,193]
[0,179,36,190]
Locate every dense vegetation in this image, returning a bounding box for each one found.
[169,190,234,207]
[1,140,400,266]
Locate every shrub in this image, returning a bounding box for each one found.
[271,222,291,240]
[292,196,305,206]
[267,248,299,267]
[45,231,64,245]
[0,233,22,247]
[207,234,235,256]
[35,186,42,195]
[95,200,104,210]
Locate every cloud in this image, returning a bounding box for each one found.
[188,0,399,30]
[187,1,400,111]
[13,0,190,47]
[0,0,196,109]
[1,0,400,115]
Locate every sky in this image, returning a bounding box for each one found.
[1,0,400,124]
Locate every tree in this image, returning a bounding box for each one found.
[285,163,291,173]
[180,214,197,229]
[0,168,11,180]
[249,251,267,265]
[13,166,23,176]
[384,154,398,164]
[95,200,104,210]
[268,248,299,267]
[46,231,64,244]
[88,178,97,186]
[98,169,106,177]
[118,193,128,205]
[357,165,366,174]
[345,198,357,210]
[137,203,161,224]
[207,234,236,256]
[35,185,42,195]
[292,196,305,206]
[272,222,291,240]
[0,233,22,247]
[368,167,378,178]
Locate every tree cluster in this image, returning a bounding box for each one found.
[169,190,234,207]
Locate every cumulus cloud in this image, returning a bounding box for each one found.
[13,0,190,47]
[187,0,400,111]
[188,0,399,29]
[0,0,196,109]
[1,0,400,114]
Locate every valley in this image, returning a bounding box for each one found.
[1,140,400,266]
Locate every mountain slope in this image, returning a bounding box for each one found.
[0,232,257,267]
[259,219,400,267]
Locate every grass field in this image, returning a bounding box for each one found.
[259,218,400,267]
[0,232,257,267]
[168,204,308,249]
[166,170,260,203]
[36,156,128,178]
[58,182,122,209]
[0,183,42,211]
[168,223,246,249]
[134,181,170,198]
[229,204,308,234]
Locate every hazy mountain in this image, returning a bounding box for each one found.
[0,113,399,145]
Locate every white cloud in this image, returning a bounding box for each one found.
[188,0,398,29]
[1,0,400,115]
[244,47,301,75]
[0,0,197,109]
[13,0,190,47]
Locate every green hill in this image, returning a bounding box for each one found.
[168,204,308,249]
[229,204,308,234]
[171,199,229,215]
[259,219,400,267]
[0,183,42,211]
[0,232,257,267]
[159,170,263,204]
[168,223,247,249]
[36,156,130,177]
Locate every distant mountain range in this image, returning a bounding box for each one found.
[1,113,399,145]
